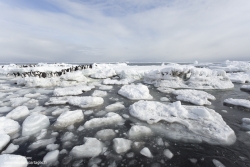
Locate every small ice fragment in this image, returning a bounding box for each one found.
[105,102,125,112]
[221,110,227,113]
[126,152,135,158]
[0,134,10,151]
[212,159,225,167]
[95,129,116,141]
[113,138,132,154]
[163,149,173,159]
[122,114,129,119]
[2,143,19,154]
[77,126,84,131]
[43,150,59,166]
[84,110,93,115]
[128,125,153,140]
[140,147,153,158]
[189,158,197,164]
[156,137,164,146]
[6,106,30,120]
[160,97,170,102]
[46,144,59,151]
[54,110,84,128]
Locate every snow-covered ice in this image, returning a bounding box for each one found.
[68,96,104,108]
[0,134,10,151]
[6,106,30,120]
[92,90,107,97]
[53,85,94,96]
[0,117,20,135]
[212,159,225,167]
[129,100,236,145]
[2,143,19,154]
[90,68,116,79]
[224,98,250,109]
[128,125,153,140]
[54,110,84,128]
[113,138,132,154]
[172,89,215,105]
[95,129,116,141]
[43,150,59,166]
[103,78,129,85]
[70,138,103,158]
[22,114,50,136]
[241,85,250,91]
[163,149,173,159]
[98,85,113,90]
[140,147,153,158]
[0,154,28,167]
[118,84,153,100]
[105,102,125,112]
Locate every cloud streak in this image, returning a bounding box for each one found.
[0,0,249,63]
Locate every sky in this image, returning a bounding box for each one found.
[0,0,250,63]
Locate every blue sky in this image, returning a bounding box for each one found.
[0,0,250,63]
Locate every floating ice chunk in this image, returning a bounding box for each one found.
[28,138,56,150]
[105,102,125,112]
[212,159,225,167]
[160,97,170,102]
[88,157,102,167]
[227,72,250,83]
[128,125,153,140]
[0,134,10,151]
[10,97,30,107]
[0,106,13,113]
[84,112,124,129]
[36,129,47,140]
[22,114,50,136]
[90,68,116,79]
[92,90,107,97]
[95,129,116,141]
[103,78,129,85]
[157,87,174,93]
[52,107,69,116]
[99,85,113,90]
[129,100,236,145]
[70,138,103,158]
[54,110,84,128]
[0,154,28,167]
[77,126,84,131]
[6,106,30,120]
[17,77,61,87]
[189,158,197,164]
[46,144,59,151]
[2,143,19,154]
[83,110,93,115]
[156,137,164,146]
[126,152,135,158]
[173,89,215,105]
[113,138,132,154]
[24,93,41,98]
[118,84,153,100]
[43,150,59,166]
[221,110,227,113]
[59,149,68,155]
[22,99,39,109]
[61,71,88,82]
[68,96,104,108]
[61,132,75,142]
[45,96,71,105]
[140,147,153,158]
[224,98,250,109]
[122,114,129,119]
[0,117,20,135]
[242,118,250,130]
[241,85,250,91]
[163,149,173,159]
[53,85,94,96]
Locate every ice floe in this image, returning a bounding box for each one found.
[128,125,153,140]
[98,85,113,90]
[6,106,30,120]
[113,138,132,154]
[241,85,250,91]
[224,98,250,109]
[172,89,216,105]
[140,147,153,158]
[28,138,56,150]
[0,134,10,151]
[68,96,104,108]
[163,149,173,159]
[2,143,19,154]
[70,138,103,158]
[53,85,94,96]
[212,159,225,167]
[129,100,236,145]
[92,90,107,97]
[0,154,28,167]
[84,112,124,129]
[43,150,59,166]
[105,102,125,112]
[227,72,250,83]
[22,114,50,136]
[103,78,129,85]
[10,97,30,107]
[54,110,84,128]
[118,84,153,100]
[241,118,250,130]
[0,117,20,135]
[90,68,116,79]
[95,129,116,141]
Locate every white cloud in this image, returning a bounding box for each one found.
[0,0,249,63]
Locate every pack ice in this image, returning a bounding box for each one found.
[129,100,236,145]
[54,110,84,128]
[224,98,250,109]
[118,84,153,100]
[68,96,104,108]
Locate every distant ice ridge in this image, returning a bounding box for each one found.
[227,72,250,83]
[143,64,234,89]
[209,60,250,72]
[129,100,236,145]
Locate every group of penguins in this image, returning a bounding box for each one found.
[8,64,93,78]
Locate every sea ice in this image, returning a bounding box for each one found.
[61,132,75,142]
[103,78,129,85]
[129,100,236,145]
[224,98,250,109]
[2,143,19,154]
[0,154,28,167]
[172,89,215,105]
[70,138,103,158]
[241,85,250,91]
[43,150,59,166]
[46,144,59,151]
[92,90,107,97]
[212,159,225,167]
[0,117,20,135]
[118,84,153,100]
[227,72,250,83]
[90,68,116,79]
[28,138,56,150]
[95,129,116,141]
[22,114,50,136]
[128,125,153,140]
[60,71,88,82]
[113,138,132,154]
[0,134,10,151]
[160,97,170,102]
[84,112,124,129]
[54,110,84,128]
[163,149,173,159]
[0,106,13,113]
[105,102,125,112]
[6,106,30,120]
[140,147,153,158]
[242,118,250,130]
[45,96,71,105]
[53,85,94,96]
[99,85,113,90]
[10,97,30,107]
[68,96,104,108]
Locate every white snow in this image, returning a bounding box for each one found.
[22,114,50,136]
[0,154,28,167]
[172,89,216,105]
[84,112,124,129]
[128,125,153,140]
[129,100,236,145]
[68,96,104,108]
[70,138,103,158]
[224,98,250,109]
[0,134,10,151]
[54,110,84,128]
[92,90,107,97]
[113,138,132,154]
[105,102,125,112]
[6,106,30,120]
[53,85,94,96]
[163,149,173,159]
[2,143,19,154]
[43,150,59,166]
[140,147,153,158]
[95,129,116,141]
[118,84,153,100]
[0,117,20,135]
